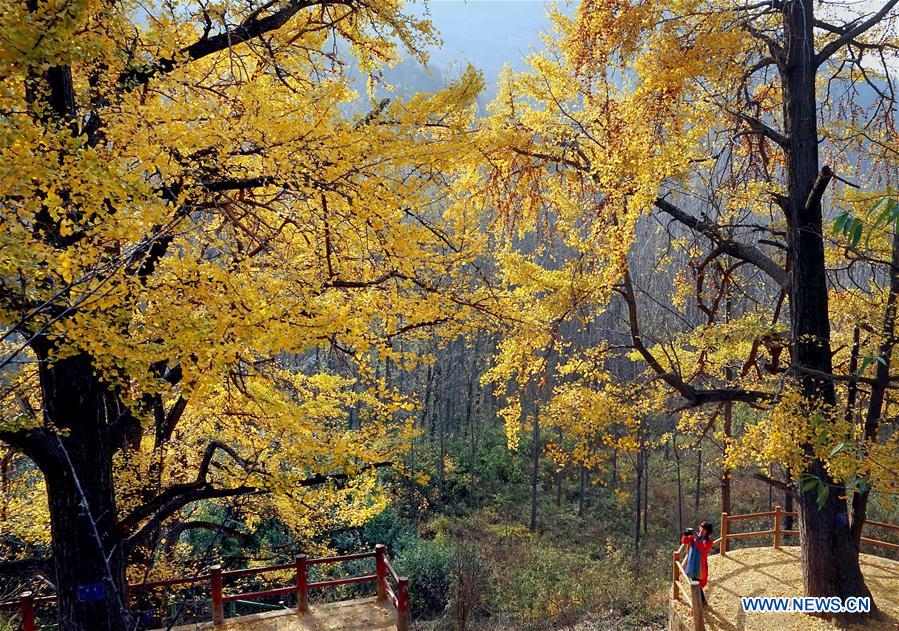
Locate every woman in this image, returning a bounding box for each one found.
[681,520,714,605]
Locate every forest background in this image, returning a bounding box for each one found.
[0,0,897,629]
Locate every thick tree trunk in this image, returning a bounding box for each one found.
[781,0,871,607]
[798,465,870,603]
[27,350,131,630]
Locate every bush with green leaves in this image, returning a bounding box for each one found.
[392,533,454,619]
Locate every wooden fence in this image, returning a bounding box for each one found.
[670,507,899,631]
[1,544,409,631]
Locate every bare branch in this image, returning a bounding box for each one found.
[816,0,899,66]
[119,0,352,88]
[653,198,789,289]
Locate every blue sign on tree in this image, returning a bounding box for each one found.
[77,582,105,602]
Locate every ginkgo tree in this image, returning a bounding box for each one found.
[465,0,897,616]
[0,0,486,627]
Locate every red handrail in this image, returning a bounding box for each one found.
[1,545,408,631]
[673,509,899,631]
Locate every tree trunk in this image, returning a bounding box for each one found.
[610,426,618,486]
[438,396,448,500]
[784,485,794,532]
[578,464,586,517]
[693,445,702,520]
[555,429,563,508]
[529,401,540,532]
[781,0,871,606]
[722,329,733,515]
[674,434,683,534]
[851,231,899,542]
[634,446,642,550]
[24,351,131,630]
[642,446,649,534]
[465,364,476,506]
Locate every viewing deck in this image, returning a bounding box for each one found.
[669,508,899,631]
[3,545,409,631]
[166,597,397,630]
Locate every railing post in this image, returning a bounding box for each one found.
[19,591,35,631]
[774,505,782,549]
[375,544,388,603]
[672,551,680,601]
[720,512,729,555]
[396,576,409,631]
[211,565,224,626]
[689,580,704,631]
[296,554,308,613]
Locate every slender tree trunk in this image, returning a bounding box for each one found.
[578,464,586,517]
[465,368,475,506]
[556,429,563,508]
[642,446,649,534]
[634,447,642,550]
[610,426,618,486]
[675,434,683,534]
[721,400,732,515]
[693,445,702,520]
[851,231,899,542]
[529,401,540,532]
[722,291,733,515]
[439,396,447,500]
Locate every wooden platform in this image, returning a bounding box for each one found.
[165,597,397,630]
[669,547,899,631]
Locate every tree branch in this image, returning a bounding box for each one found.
[733,111,790,148]
[164,520,254,548]
[119,0,350,88]
[816,0,899,66]
[119,443,393,555]
[0,557,54,579]
[752,472,797,496]
[654,197,789,289]
[620,267,773,408]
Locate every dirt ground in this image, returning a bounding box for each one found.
[671,546,899,631]
[164,597,396,631]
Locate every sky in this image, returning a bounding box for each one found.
[364,0,897,110]
[417,1,553,83]
[376,0,557,105]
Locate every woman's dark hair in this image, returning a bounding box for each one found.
[700,520,714,536]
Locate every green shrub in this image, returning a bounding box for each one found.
[393,533,454,619]
[360,507,414,552]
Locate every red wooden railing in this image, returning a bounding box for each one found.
[671,507,899,631]
[1,545,409,631]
